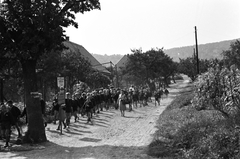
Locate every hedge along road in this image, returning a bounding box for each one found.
[0,76,190,159]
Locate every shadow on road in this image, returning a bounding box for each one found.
[0,141,152,159]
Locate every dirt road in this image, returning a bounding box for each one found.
[0,78,190,159]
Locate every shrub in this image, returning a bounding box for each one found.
[193,64,240,118]
[151,113,240,158]
[181,121,240,159]
[148,80,240,158]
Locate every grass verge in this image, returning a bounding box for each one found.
[147,83,240,159]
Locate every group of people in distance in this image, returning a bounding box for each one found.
[51,85,169,126]
[0,85,169,147]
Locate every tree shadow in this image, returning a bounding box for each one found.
[123,116,139,119]
[67,127,92,134]
[92,120,109,126]
[91,117,109,122]
[79,137,102,142]
[0,141,152,159]
[64,129,83,136]
[91,123,109,128]
[70,123,88,129]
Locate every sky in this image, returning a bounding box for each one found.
[65,0,240,55]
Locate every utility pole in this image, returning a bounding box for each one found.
[193,48,196,73]
[115,65,119,88]
[195,26,200,74]
[193,48,196,58]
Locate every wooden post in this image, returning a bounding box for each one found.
[195,26,200,74]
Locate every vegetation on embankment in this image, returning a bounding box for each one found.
[147,84,240,159]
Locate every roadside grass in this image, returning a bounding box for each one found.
[147,85,240,159]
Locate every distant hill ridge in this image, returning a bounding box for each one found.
[164,38,239,62]
[92,38,239,64]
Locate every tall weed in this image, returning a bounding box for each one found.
[148,84,240,158]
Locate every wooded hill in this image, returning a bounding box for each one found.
[164,38,240,62]
[92,38,239,64]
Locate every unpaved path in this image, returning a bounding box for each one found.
[0,78,190,159]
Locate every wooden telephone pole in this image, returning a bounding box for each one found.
[195,26,200,74]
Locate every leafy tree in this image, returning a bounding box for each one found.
[123,48,175,90]
[0,53,23,102]
[144,48,175,87]
[37,49,93,96]
[0,0,100,143]
[222,40,240,68]
[60,50,93,91]
[178,57,197,81]
[86,71,111,89]
[123,49,148,86]
[178,57,211,81]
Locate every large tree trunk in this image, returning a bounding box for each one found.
[21,59,47,143]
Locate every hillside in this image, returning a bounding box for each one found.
[165,39,239,62]
[92,38,239,66]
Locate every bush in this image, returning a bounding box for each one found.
[148,82,240,158]
[193,65,240,118]
[149,108,240,158]
[178,120,240,159]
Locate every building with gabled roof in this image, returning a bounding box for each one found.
[63,41,110,74]
[115,55,129,71]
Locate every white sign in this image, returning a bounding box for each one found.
[57,77,64,88]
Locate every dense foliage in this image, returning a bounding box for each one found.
[148,85,240,159]
[192,40,240,118]
[193,64,240,118]
[0,0,100,143]
[222,40,240,69]
[122,48,176,89]
[148,40,240,158]
[178,57,213,81]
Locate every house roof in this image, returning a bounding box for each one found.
[63,41,110,74]
[116,55,129,70]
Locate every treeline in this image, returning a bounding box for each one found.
[165,38,239,62]
[117,40,240,92]
[148,40,240,158]
[0,48,112,102]
[119,48,177,90]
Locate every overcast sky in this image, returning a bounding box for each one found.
[65,0,240,55]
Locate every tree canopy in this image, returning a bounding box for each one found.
[0,0,100,143]
[123,48,175,90]
[222,40,240,69]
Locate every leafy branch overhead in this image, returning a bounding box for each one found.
[0,0,100,60]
